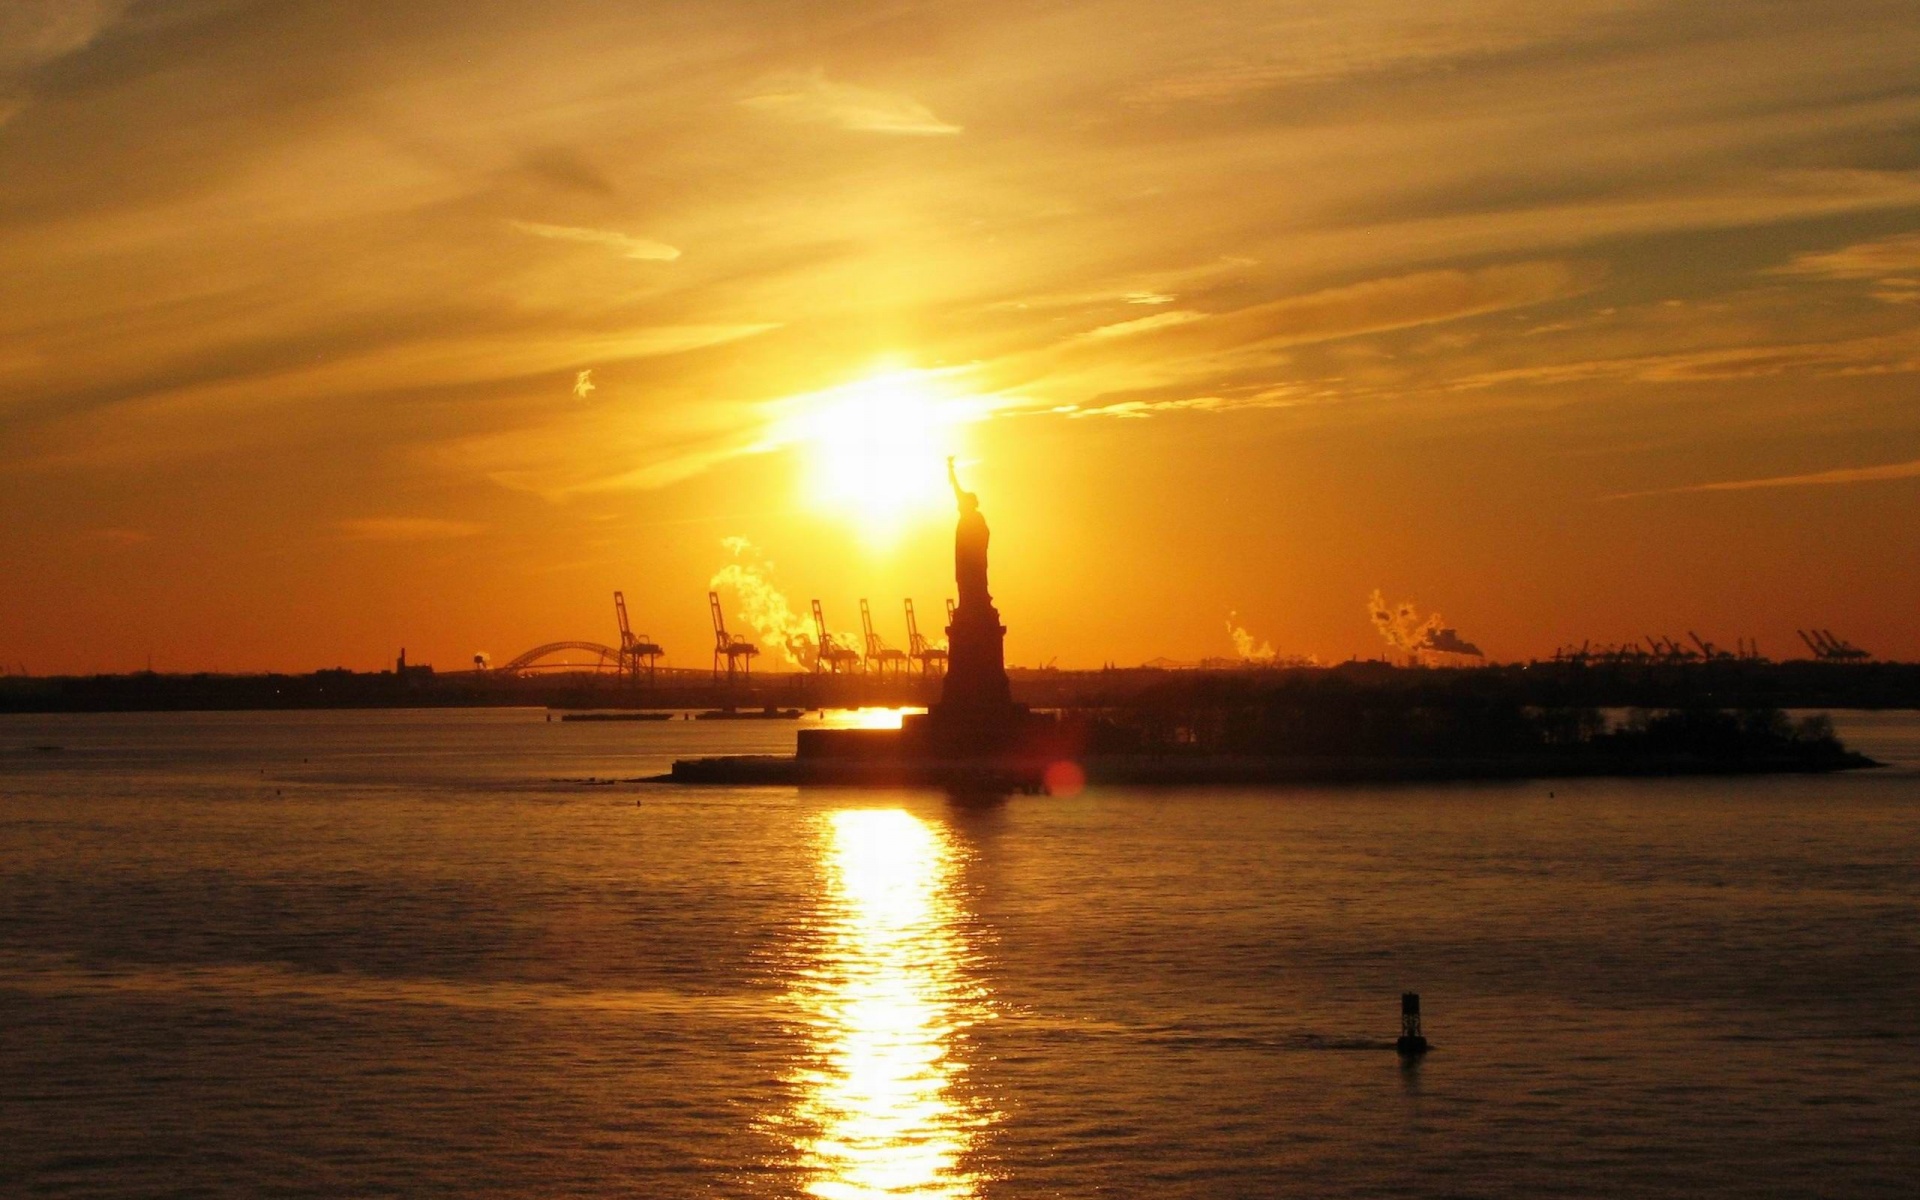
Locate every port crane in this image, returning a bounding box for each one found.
[1687,631,1737,662]
[811,600,861,674]
[709,591,759,683]
[613,591,663,682]
[860,599,910,679]
[1643,635,1698,663]
[1553,633,1762,666]
[905,599,947,677]
[1798,629,1871,661]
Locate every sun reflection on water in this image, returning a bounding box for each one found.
[784,808,990,1199]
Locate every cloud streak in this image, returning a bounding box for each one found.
[0,0,132,75]
[1064,387,1307,419]
[1061,261,1597,363]
[0,0,134,125]
[1611,457,1920,500]
[1775,231,1920,304]
[336,517,484,542]
[509,221,680,261]
[741,72,961,135]
[1448,326,1920,392]
[1776,231,1920,280]
[1078,310,1207,340]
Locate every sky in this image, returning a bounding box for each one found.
[3,0,1919,674]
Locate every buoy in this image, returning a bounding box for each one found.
[1396,992,1430,1056]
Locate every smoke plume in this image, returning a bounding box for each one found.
[1367,589,1483,665]
[710,538,817,667]
[1225,611,1276,662]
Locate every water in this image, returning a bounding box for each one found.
[3,708,1918,1198]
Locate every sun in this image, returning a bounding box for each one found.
[787,368,968,540]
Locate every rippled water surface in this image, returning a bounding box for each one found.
[3,708,1918,1197]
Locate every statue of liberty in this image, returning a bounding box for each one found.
[949,456,991,612]
[940,456,1013,716]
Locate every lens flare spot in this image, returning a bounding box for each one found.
[1042,760,1086,797]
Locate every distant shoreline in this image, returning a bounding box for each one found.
[3,659,1919,714]
[659,748,1879,789]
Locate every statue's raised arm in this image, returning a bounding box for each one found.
[948,456,971,507]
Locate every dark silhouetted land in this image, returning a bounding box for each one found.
[3,658,1917,715]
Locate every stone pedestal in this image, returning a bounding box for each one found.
[919,601,1026,756]
[940,603,1012,711]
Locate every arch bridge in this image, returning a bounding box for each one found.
[493,591,665,680]
[496,641,624,673]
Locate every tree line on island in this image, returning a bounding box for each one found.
[1071,673,1868,772]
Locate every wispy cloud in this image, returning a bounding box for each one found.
[958,261,1600,432]
[0,0,132,75]
[0,0,134,124]
[1220,261,1598,349]
[449,365,1023,501]
[741,71,961,135]
[1611,457,1920,500]
[335,517,484,542]
[1775,231,1920,303]
[1776,231,1920,279]
[508,221,680,261]
[435,391,776,501]
[1078,310,1207,340]
[1064,387,1307,419]
[1450,326,1920,391]
[1293,171,1920,278]
[1033,261,1597,406]
[13,323,781,471]
[1133,11,1585,103]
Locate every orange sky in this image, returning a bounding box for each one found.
[3,1,1918,674]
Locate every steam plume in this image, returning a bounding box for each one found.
[1367,589,1483,665]
[1225,611,1275,662]
[710,538,816,667]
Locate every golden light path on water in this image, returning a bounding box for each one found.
[784,808,991,1199]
